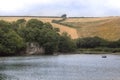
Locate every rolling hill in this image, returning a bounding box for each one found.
[0,16,120,41]
[61,17,120,41]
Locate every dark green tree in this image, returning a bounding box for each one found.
[18,27,60,54]
[42,29,60,54]
[11,19,26,31]
[76,37,101,48]
[0,29,25,55]
[58,32,76,53]
[26,19,44,29]
[16,19,26,24]
[43,22,53,29]
[61,14,67,20]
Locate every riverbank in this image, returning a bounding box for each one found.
[1,48,120,57]
[77,48,120,55]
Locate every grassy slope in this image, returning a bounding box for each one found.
[62,17,120,41]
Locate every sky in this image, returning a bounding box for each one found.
[0,0,120,17]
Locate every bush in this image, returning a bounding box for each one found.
[54,28,60,32]
[76,37,104,48]
[58,32,76,53]
[26,19,44,29]
[0,29,25,55]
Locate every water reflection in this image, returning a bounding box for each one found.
[0,73,18,80]
[0,73,7,80]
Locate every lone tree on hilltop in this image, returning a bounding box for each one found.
[61,14,67,20]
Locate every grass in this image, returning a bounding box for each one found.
[60,19,109,28]
[78,48,120,54]
[61,17,120,41]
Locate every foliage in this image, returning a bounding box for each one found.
[54,28,60,32]
[0,19,66,56]
[11,19,26,31]
[26,19,44,29]
[16,19,26,24]
[43,22,53,29]
[76,37,120,49]
[0,20,11,28]
[76,37,105,48]
[18,19,60,54]
[61,14,67,20]
[58,32,76,53]
[0,29,25,55]
[42,29,60,54]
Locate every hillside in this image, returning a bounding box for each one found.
[1,16,120,40]
[61,17,120,41]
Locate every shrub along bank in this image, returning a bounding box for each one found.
[0,19,76,56]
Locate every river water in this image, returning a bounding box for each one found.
[0,54,120,80]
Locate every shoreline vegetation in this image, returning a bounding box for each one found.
[0,51,120,57]
[0,18,76,56]
[0,17,120,57]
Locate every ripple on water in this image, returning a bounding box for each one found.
[0,54,120,80]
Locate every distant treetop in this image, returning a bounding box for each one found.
[61,14,67,19]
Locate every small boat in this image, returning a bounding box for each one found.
[102,56,107,58]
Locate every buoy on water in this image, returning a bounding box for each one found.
[102,56,107,58]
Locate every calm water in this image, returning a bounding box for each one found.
[0,54,120,80]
